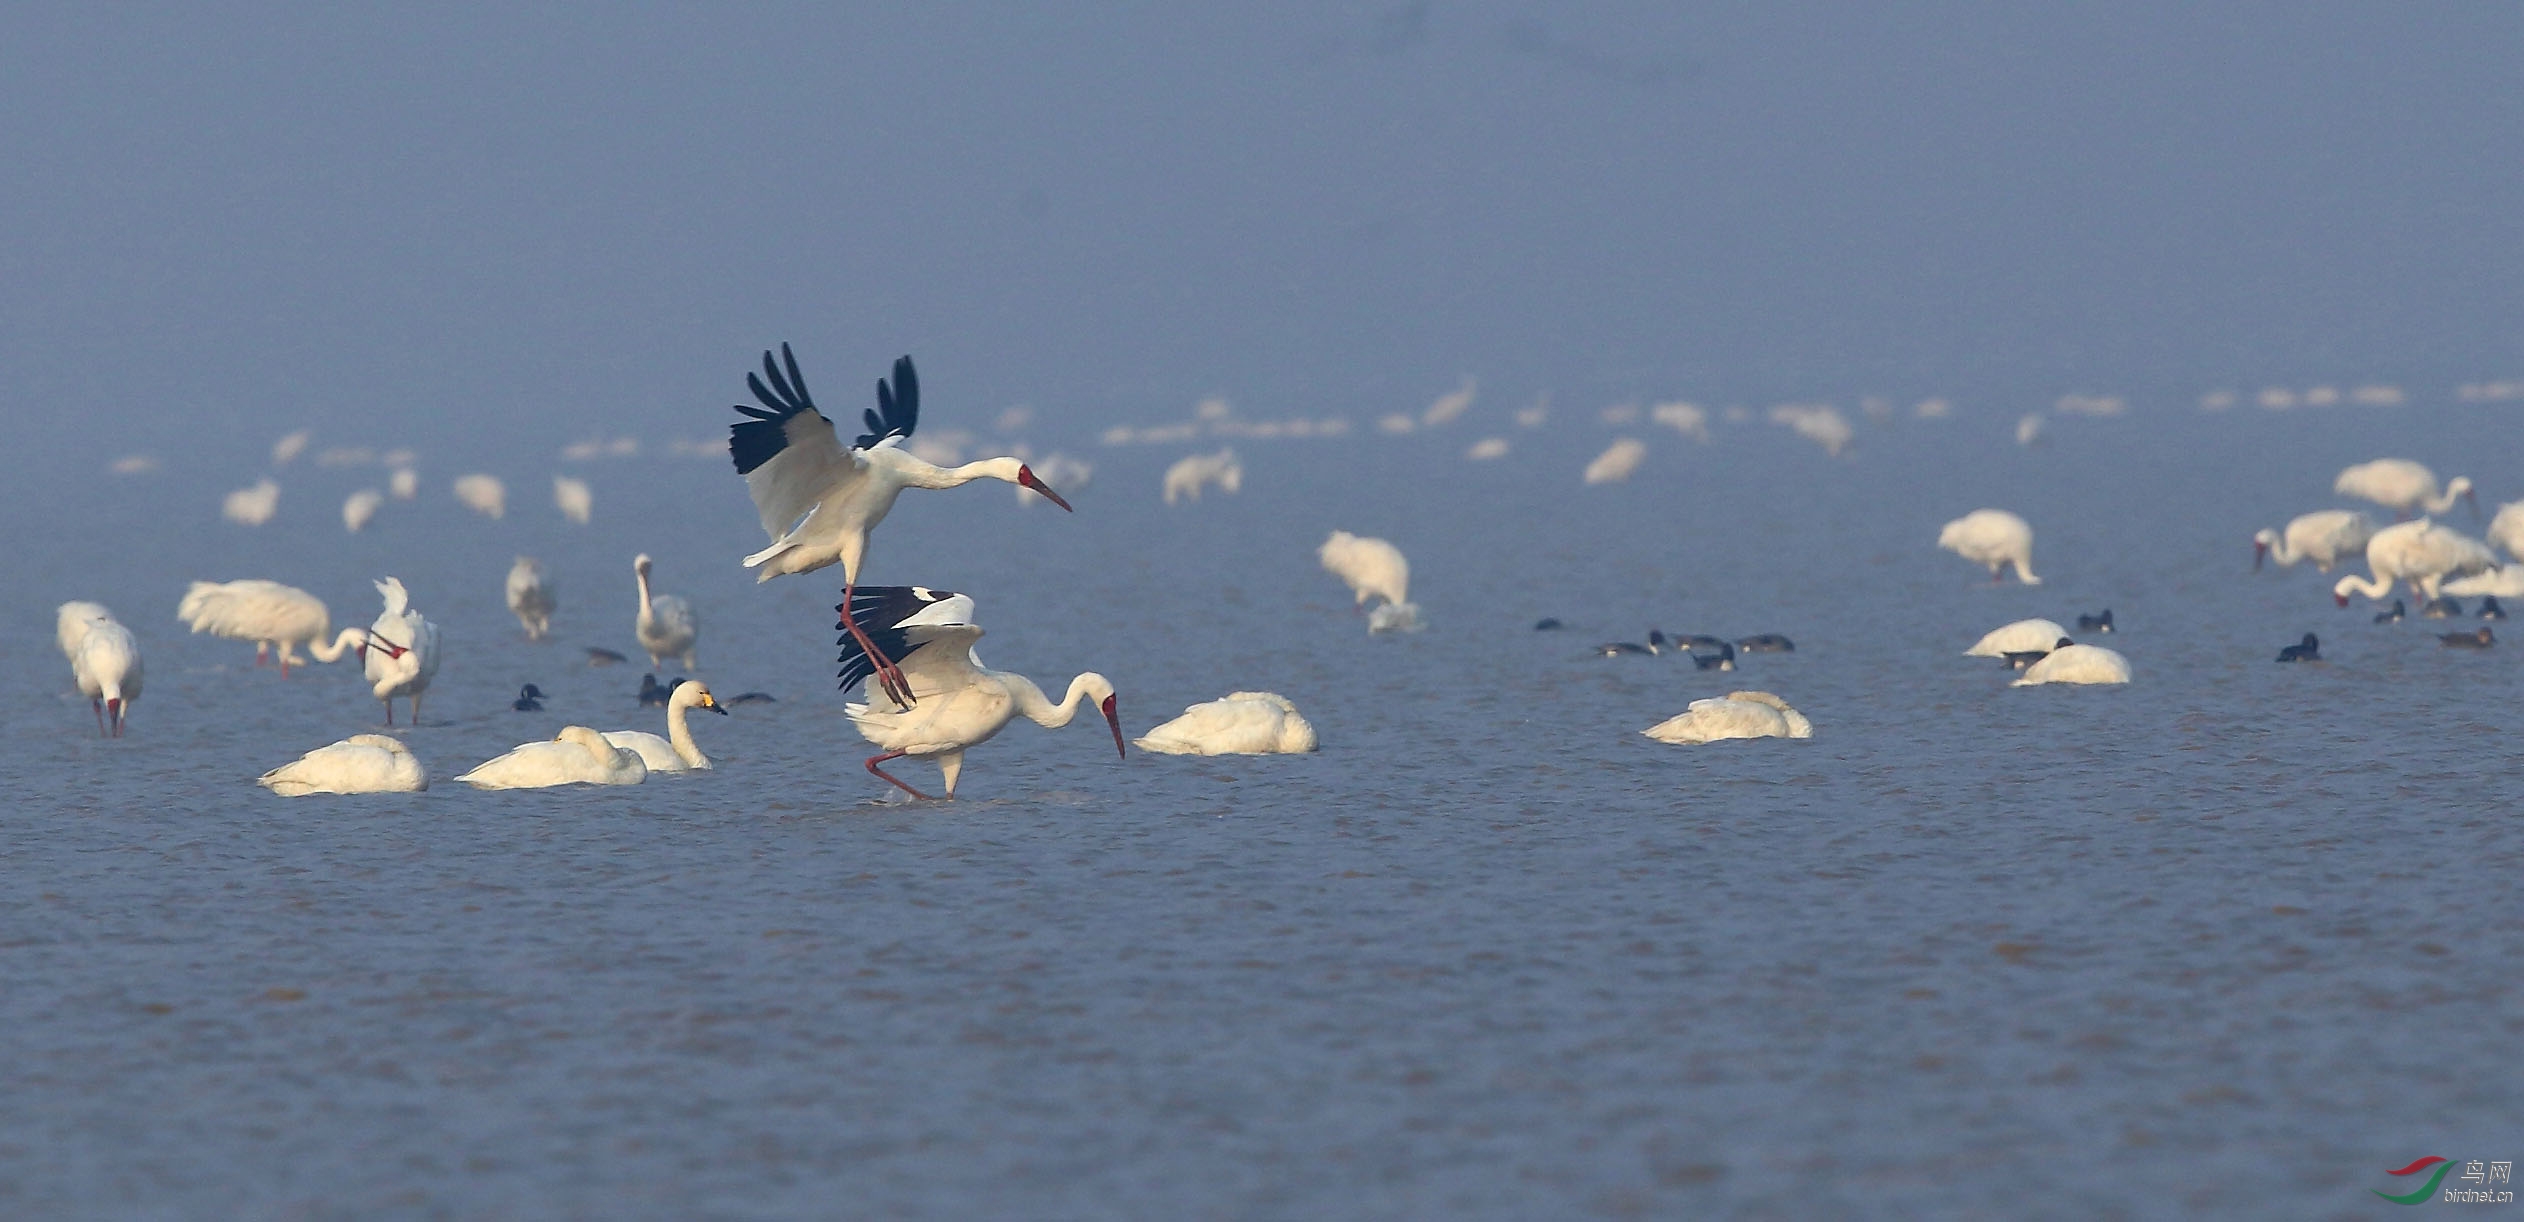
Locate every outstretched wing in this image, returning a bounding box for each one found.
[729,343,860,542]
[837,584,980,694]
[854,356,919,450]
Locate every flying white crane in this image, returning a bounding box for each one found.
[1135,692,1318,755]
[70,616,143,735]
[633,553,698,668]
[2011,644,2131,687]
[835,586,1124,800]
[258,736,429,795]
[458,726,648,789]
[177,580,378,675]
[603,679,727,771]
[507,557,556,641]
[2331,519,2500,607]
[725,347,1073,705]
[2252,510,2376,572]
[1938,509,2042,585]
[1642,691,1813,743]
[2334,459,2475,518]
[365,577,438,725]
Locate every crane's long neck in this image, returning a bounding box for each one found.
[636,567,656,617]
[307,628,366,662]
[2336,571,2395,602]
[666,699,708,768]
[904,456,1021,491]
[2260,533,2302,566]
[2421,485,2468,515]
[1012,672,1105,728]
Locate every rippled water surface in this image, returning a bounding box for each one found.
[6,406,2521,1217]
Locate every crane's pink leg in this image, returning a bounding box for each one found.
[838,577,915,708]
[91,697,106,736]
[255,642,269,668]
[864,750,935,800]
[382,699,395,727]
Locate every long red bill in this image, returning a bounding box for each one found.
[1018,466,1073,512]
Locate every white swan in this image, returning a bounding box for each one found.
[2331,518,2500,606]
[2011,644,2131,687]
[71,617,143,735]
[1642,691,1813,743]
[453,473,507,518]
[259,735,428,795]
[2252,509,2376,572]
[178,580,373,675]
[365,577,441,725]
[603,680,726,771]
[1135,691,1318,755]
[342,488,384,533]
[1938,509,2041,584]
[633,553,698,668]
[506,556,556,641]
[1963,618,2071,658]
[2334,459,2475,518]
[457,725,647,789]
[553,475,592,525]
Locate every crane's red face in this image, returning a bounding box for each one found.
[1100,693,1125,758]
[2251,538,2268,571]
[2334,592,2350,608]
[1016,465,1073,512]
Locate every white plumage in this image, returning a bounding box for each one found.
[177,580,374,675]
[271,430,311,466]
[2334,459,2474,518]
[603,680,726,772]
[633,553,698,669]
[553,475,593,525]
[2441,567,2524,598]
[259,735,428,795]
[388,467,418,500]
[2485,500,2524,561]
[2331,518,2500,606]
[1642,691,1813,743]
[1584,438,1647,485]
[453,473,507,518]
[1963,618,2071,658]
[1135,692,1318,755]
[71,616,143,736]
[1319,530,1420,632]
[506,556,556,641]
[1162,448,1242,504]
[458,726,647,789]
[342,488,384,533]
[365,577,441,725]
[2011,644,2131,687]
[2252,509,2376,572]
[222,479,280,526]
[837,587,1125,800]
[57,600,114,663]
[1938,509,2042,585]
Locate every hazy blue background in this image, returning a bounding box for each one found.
[5,4,2520,471]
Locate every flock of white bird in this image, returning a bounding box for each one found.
[61,343,2519,796]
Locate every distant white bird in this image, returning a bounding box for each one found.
[364,577,439,725]
[603,679,727,772]
[2015,414,2045,446]
[2011,644,2131,687]
[2334,459,2475,518]
[178,580,374,675]
[633,553,698,668]
[836,586,1125,800]
[1770,404,1852,456]
[1962,618,2072,658]
[1135,691,1318,755]
[1584,438,1647,485]
[2332,518,2500,606]
[57,601,114,663]
[2442,567,2524,598]
[506,556,556,641]
[342,488,384,533]
[2252,510,2376,572]
[458,725,648,789]
[553,475,592,525]
[271,430,311,466]
[1319,530,1420,631]
[71,617,143,736]
[258,735,428,795]
[388,467,418,500]
[453,474,506,518]
[1422,377,1477,427]
[1642,691,1813,743]
[724,347,1073,706]
[1938,509,2042,585]
[1162,448,1242,504]
[1650,402,1709,442]
[222,479,280,526]
[1466,437,1511,461]
[2484,500,2524,561]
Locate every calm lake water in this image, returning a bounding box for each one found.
[5,399,2519,1217]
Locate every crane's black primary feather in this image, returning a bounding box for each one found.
[728,342,822,476]
[835,584,958,692]
[853,355,919,450]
